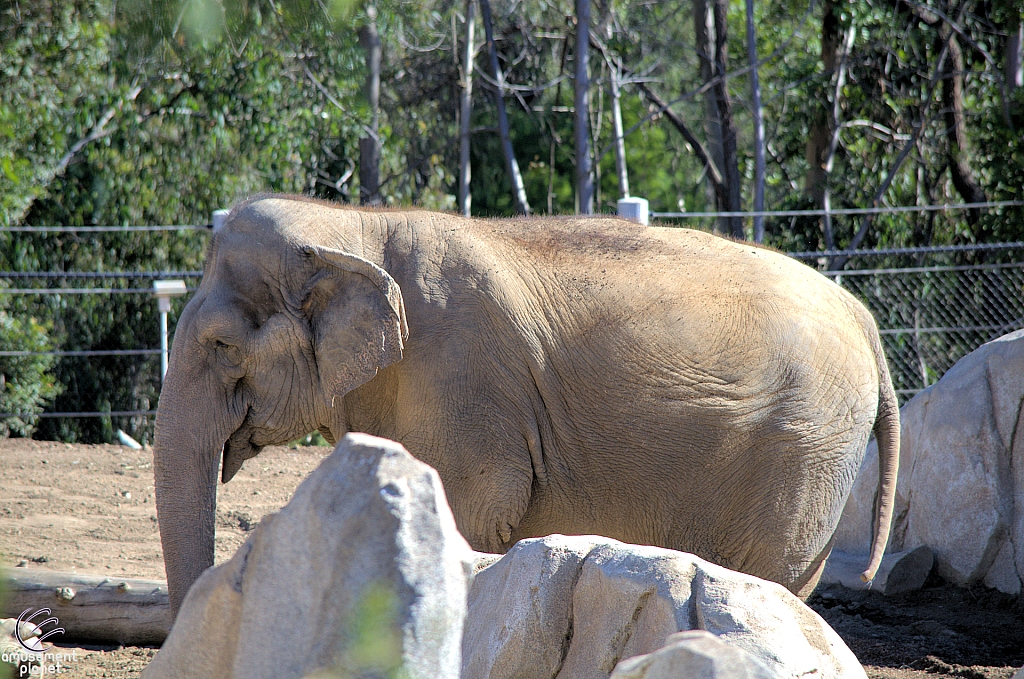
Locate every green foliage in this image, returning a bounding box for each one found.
[2,0,1024,441]
[0,309,61,437]
[303,582,409,679]
[289,430,331,447]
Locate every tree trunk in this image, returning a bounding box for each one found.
[2,570,170,645]
[939,26,986,222]
[745,0,765,242]
[693,0,728,232]
[459,0,476,217]
[574,0,594,214]
[821,22,855,252]
[479,0,531,215]
[1009,19,1023,92]
[805,0,839,204]
[610,63,629,199]
[359,8,382,206]
[711,0,744,239]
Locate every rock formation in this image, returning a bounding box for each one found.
[143,433,474,679]
[835,329,1024,595]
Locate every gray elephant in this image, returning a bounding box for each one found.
[154,194,899,616]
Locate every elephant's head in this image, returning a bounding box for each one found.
[153,202,408,616]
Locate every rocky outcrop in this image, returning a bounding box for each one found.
[142,433,475,679]
[609,630,774,679]
[464,535,865,679]
[835,329,1024,595]
[141,434,865,679]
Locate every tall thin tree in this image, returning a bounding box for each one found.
[610,59,629,199]
[459,0,476,217]
[712,0,744,238]
[359,6,382,206]
[939,24,986,220]
[693,0,727,232]
[479,0,531,215]
[575,0,594,214]
[1009,18,1023,93]
[805,0,839,205]
[745,0,765,242]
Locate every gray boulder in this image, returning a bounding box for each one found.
[610,630,775,679]
[821,546,934,595]
[143,433,474,679]
[834,329,1024,595]
[462,535,865,679]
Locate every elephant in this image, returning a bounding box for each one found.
[153,194,899,617]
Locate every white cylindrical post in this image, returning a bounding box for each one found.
[617,197,649,226]
[159,300,170,380]
[212,209,230,233]
[153,280,188,386]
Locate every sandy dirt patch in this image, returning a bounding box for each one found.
[1,438,327,678]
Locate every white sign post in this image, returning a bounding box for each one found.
[153,280,187,383]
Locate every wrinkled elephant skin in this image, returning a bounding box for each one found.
[153,195,900,616]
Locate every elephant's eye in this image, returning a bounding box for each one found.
[213,339,240,358]
[211,339,244,371]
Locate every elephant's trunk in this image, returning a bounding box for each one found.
[153,304,244,619]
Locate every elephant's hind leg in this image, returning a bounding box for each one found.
[792,537,834,600]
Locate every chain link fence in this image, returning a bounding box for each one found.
[791,243,1024,402]
[4,215,1023,425]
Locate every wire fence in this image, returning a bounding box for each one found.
[821,250,1024,400]
[2,204,1022,421]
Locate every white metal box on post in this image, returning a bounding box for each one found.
[617,197,649,225]
[153,279,187,383]
[212,209,230,233]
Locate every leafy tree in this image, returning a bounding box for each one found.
[3,0,1024,442]
[0,308,61,436]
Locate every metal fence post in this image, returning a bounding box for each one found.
[153,280,187,383]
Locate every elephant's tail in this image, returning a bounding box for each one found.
[861,327,901,582]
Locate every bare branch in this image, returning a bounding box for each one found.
[636,83,724,191]
[832,22,956,269]
[54,85,143,177]
[300,62,346,112]
[595,0,819,164]
[890,0,1013,128]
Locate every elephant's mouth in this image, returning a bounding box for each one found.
[222,424,264,483]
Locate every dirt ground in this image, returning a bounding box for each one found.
[1,439,1022,679]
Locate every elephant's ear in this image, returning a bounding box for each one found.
[302,246,409,409]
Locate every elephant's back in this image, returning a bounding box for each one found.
[476,215,881,409]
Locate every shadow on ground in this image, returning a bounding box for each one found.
[809,572,1024,679]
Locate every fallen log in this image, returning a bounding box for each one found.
[2,569,170,646]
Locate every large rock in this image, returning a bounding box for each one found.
[821,546,934,595]
[143,433,474,679]
[610,630,774,679]
[835,329,1024,595]
[463,535,865,679]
